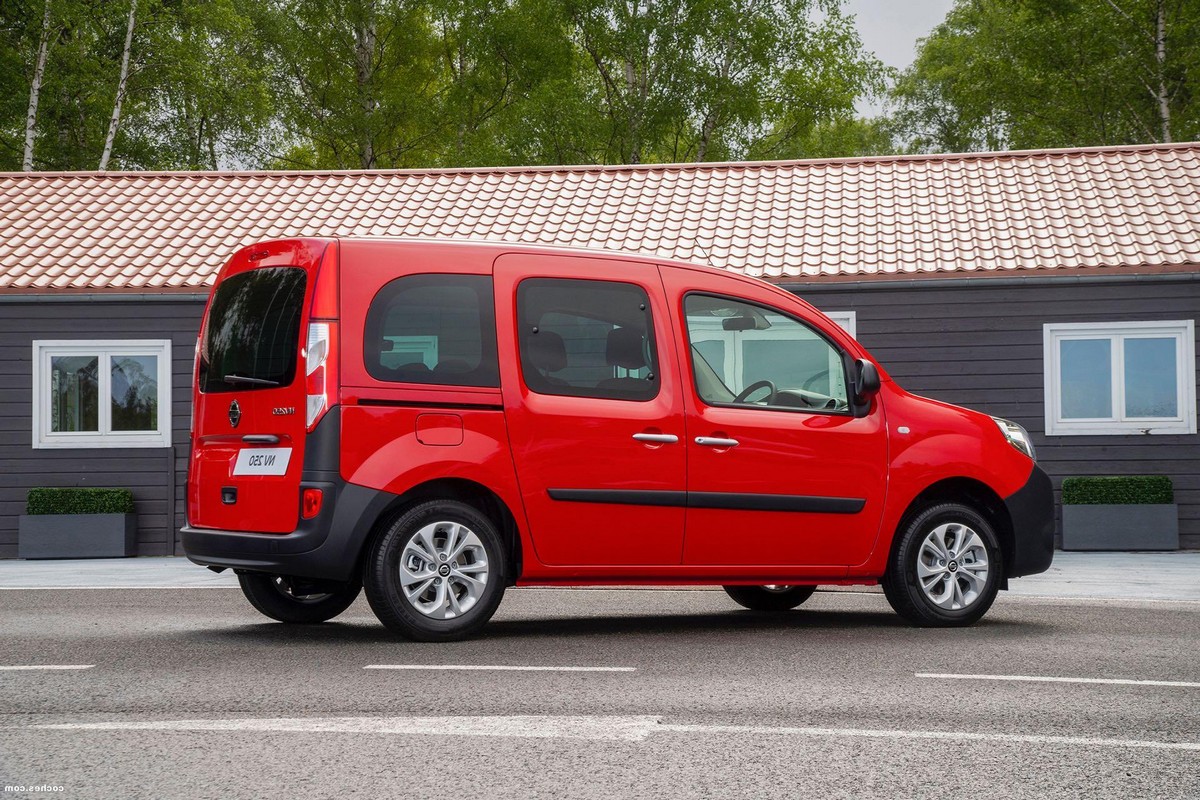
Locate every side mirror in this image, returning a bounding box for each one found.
[853,358,880,400]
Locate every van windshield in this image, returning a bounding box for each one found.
[199,267,306,393]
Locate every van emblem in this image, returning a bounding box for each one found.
[228,400,242,428]
[272,407,295,416]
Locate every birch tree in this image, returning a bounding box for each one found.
[98,0,136,169]
[892,0,1200,152]
[22,0,53,170]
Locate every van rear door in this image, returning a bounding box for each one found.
[188,240,331,534]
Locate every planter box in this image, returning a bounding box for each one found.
[1061,504,1178,551]
[17,513,137,559]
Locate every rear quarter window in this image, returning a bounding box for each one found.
[364,274,500,387]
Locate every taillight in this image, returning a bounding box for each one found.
[305,321,338,430]
[301,488,324,519]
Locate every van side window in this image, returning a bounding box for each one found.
[684,294,850,413]
[365,274,499,387]
[517,278,659,402]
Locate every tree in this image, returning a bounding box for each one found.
[562,0,884,164]
[22,0,52,169]
[258,0,443,169]
[891,0,1200,152]
[98,0,136,169]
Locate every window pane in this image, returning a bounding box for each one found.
[50,356,99,432]
[364,274,499,387]
[1124,337,1178,418]
[111,355,158,432]
[684,295,848,411]
[1059,339,1113,419]
[199,267,306,393]
[517,278,658,401]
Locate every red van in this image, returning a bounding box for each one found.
[183,238,1053,640]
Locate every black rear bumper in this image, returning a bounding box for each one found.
[182,480,394,581]
[1003,465,1055,578]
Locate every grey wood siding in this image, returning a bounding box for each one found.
[0,299,204,558]
[796,276,1200,550]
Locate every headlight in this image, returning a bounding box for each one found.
[993,417,1036,460]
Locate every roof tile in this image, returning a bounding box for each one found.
[2,143,1200,292]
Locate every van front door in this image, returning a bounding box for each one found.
[663,271,888,570]
[494,256,686,567]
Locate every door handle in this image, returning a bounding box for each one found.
[632,433,679,444]
[242,434,280,444]
[695,436,739,448]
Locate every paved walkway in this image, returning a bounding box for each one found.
[0,553,1197,601]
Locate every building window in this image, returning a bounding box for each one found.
[824,311,856,338]
[1043,321,1196,436]
[32,340,172,449]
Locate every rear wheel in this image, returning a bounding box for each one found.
[364,499,506,642]
[723,584,817,611]
[238,573,362,624]
[881,502,1002,627]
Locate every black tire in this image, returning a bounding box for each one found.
[723,584,817,611]
[238,573,362,624]
[881,502,1003,627]
[363,499,506,642]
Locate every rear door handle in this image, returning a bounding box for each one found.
[242,434,280,444]
[632,433,679,444]
[695,436,739,448]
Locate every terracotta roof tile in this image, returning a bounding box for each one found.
[1,142,1199,292]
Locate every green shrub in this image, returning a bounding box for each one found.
[25,488,135,516]
[1061,476,1173,505]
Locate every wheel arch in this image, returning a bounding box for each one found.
[359,477,523,586]
[889,477,1014,587]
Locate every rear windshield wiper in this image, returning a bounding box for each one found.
[223,374,280,387]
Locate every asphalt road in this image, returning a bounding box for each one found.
[1,587,1197,799]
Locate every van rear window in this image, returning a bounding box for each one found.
[364,274,499,387]
[199,267,306,393]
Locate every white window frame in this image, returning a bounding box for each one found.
[32,339,173,449]
[1043,321,1196,436]
[824,310,857,338]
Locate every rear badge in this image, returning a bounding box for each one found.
[228,400,241,428]
[272,407,295,416]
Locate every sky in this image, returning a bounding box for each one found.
[841,0,955,116]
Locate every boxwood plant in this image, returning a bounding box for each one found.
[1061,476,1174,505]
[26,488,135,516]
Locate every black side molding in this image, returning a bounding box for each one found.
[547,488,865,514]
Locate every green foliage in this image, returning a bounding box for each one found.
[891,0,1200,152]
[1061,476,1174,505]
[26,487,136,515]
[1,0,892,169]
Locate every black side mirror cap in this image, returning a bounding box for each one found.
[853,358,881,401]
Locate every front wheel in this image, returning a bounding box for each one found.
[881,503,1003,627]
[238,573,362,624]
[723,584,817,611]
[363,499,506,642]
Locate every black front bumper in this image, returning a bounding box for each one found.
[182,481,395,582]
[1003,465,1055,578]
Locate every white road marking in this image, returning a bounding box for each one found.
[916,673,1200,688]
[0,665,94,671]
[364,664,636,673]
[29,715,1200,751]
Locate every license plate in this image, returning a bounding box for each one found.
[232,448,292,476]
